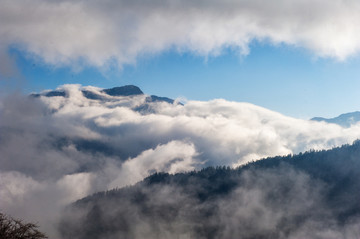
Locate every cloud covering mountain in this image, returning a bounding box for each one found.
[1,84,360,237]
[61,142,360,239]
[2,0,360,74]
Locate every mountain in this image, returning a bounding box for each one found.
[102,85,144,96]
[31,90,66,98]
[59,140,360,239]
[31,85,178,105]
[146,95,176,104]
[311,111,360,127]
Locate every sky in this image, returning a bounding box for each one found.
[2,0,360,118]
[3,1,360,236]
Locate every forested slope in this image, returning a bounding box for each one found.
[59,141,360,239]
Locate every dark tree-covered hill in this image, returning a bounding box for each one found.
[59,140,360,239]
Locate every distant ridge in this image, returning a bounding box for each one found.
[146,95,175,104]
[102,85,144,96]
[311,111,360,127]
[30,85,179,106]
[31,90,66,98]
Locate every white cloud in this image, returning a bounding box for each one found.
[56,172,95,204]
[110,140,198,188]
[1,0,360,72]
[1,85,360,236]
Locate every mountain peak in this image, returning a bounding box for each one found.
[102,85,144,96]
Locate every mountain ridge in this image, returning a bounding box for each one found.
[311,111,360,127]
[31,84,179,106]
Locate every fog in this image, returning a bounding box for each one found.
[60,165,360,239]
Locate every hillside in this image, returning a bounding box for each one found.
[59,140,360,239]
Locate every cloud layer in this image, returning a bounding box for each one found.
[1,0,360,71]
[1,84,360,237]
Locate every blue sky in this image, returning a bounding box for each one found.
[2,0,360,119]
[6,42,360,119]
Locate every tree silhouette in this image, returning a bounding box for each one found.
[0,212,47,239]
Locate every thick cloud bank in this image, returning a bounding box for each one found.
[1,84,360,237]
[1,0,360,71]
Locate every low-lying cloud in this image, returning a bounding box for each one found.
[60,165,360,239]
[1,84,360,237]
[1,0,360,73]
